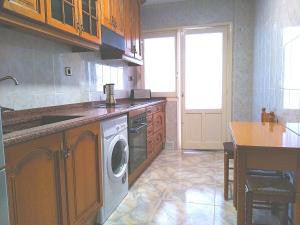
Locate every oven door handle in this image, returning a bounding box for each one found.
[129,123,147,134]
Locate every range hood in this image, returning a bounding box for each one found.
[100,26,143,66]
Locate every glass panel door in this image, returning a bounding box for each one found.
[47,0,78,35]
[181,26,228,150]
[81,0,98,35]
[51,0,76,26]
[185,32,223,110]
[78,0,100,43]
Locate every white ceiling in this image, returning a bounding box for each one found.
[143,0,187,6]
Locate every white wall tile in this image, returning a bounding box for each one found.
[0,25,134,110]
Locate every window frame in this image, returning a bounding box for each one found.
[142,30,179,98]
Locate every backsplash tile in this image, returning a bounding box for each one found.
[0,25,134,110]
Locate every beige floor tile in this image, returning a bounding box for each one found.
[104,150,283,225]
[164,182,216,205]
[214,205,237,225]
[150,200,214,225]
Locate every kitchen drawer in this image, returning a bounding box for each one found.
[147,124,154,137]
[153,112,164,133]
[147,104,163,115]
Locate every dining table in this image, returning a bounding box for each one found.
[230,121,300,225]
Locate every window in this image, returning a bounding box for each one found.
[283,27,300,109]
[143,31,177,96]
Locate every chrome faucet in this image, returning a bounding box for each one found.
[0,75,20,113]
[0,75,19,85]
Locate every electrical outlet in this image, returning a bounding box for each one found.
[65,67,72,76]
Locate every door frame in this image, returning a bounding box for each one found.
[141,22,232,150]
[180,23,233,149]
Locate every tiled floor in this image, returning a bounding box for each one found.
[104,150,280,225]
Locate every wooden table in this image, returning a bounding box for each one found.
[230,121,300,225]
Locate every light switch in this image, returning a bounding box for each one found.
[65,67,72,76]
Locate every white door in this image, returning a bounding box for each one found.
[181,26,230,150]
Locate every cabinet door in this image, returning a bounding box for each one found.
[5,134,64,225]
[2,0,45,22]
[153,112,164,133]
[64,123,102,225]
[111,0,124,36]
[132,0,142,59]
[101,0,112,29]
[124,0,133,57]
[46,0,79,35]
[78,0,101,43]
[147,136,154,160]
[154,130,164,155]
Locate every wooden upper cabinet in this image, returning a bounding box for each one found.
[124,0,142,59]
[101,0,124,36]
[111,0,124,35]
[124,0,133,57]
[132,0,142,59]
[5,134,63,225]
[46,0,79,35]
[101,0,112,29]
[1,0,45,22]
[64,122,102,225]
[46,0,101,43]
[78,0,101,43]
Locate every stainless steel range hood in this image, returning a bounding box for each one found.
[100,26,143,66]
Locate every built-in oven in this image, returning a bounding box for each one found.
[128,110,147,174]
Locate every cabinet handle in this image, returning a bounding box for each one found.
[132,45,137,54]
[111,16,117,29]
[63,149,71,159]
[76,22,81,32]
[110,16,114,25]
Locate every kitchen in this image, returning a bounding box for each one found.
[0,0,300,225]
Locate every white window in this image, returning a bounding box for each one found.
[143,31,177,97]
[283,27,300,109]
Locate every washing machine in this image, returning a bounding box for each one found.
[97,115,129,224]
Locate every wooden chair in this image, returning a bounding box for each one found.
[223,142,234,200]
[245,175,295,225]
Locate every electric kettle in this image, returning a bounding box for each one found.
[103,83,116,105]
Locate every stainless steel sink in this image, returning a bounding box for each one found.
[3,115,82,134]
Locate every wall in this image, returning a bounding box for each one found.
[252,0,300,124]
[141,0,255,149]
[0,25,135,110]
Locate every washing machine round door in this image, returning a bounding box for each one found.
[107,134,129,182]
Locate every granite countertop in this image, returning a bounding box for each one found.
[3,98,166,147]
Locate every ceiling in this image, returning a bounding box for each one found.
[142,0,187,6]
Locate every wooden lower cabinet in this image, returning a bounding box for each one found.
[64,123,102,225]
[6,134,64,225]
[5,122,102,225]
[147,103,166,160]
